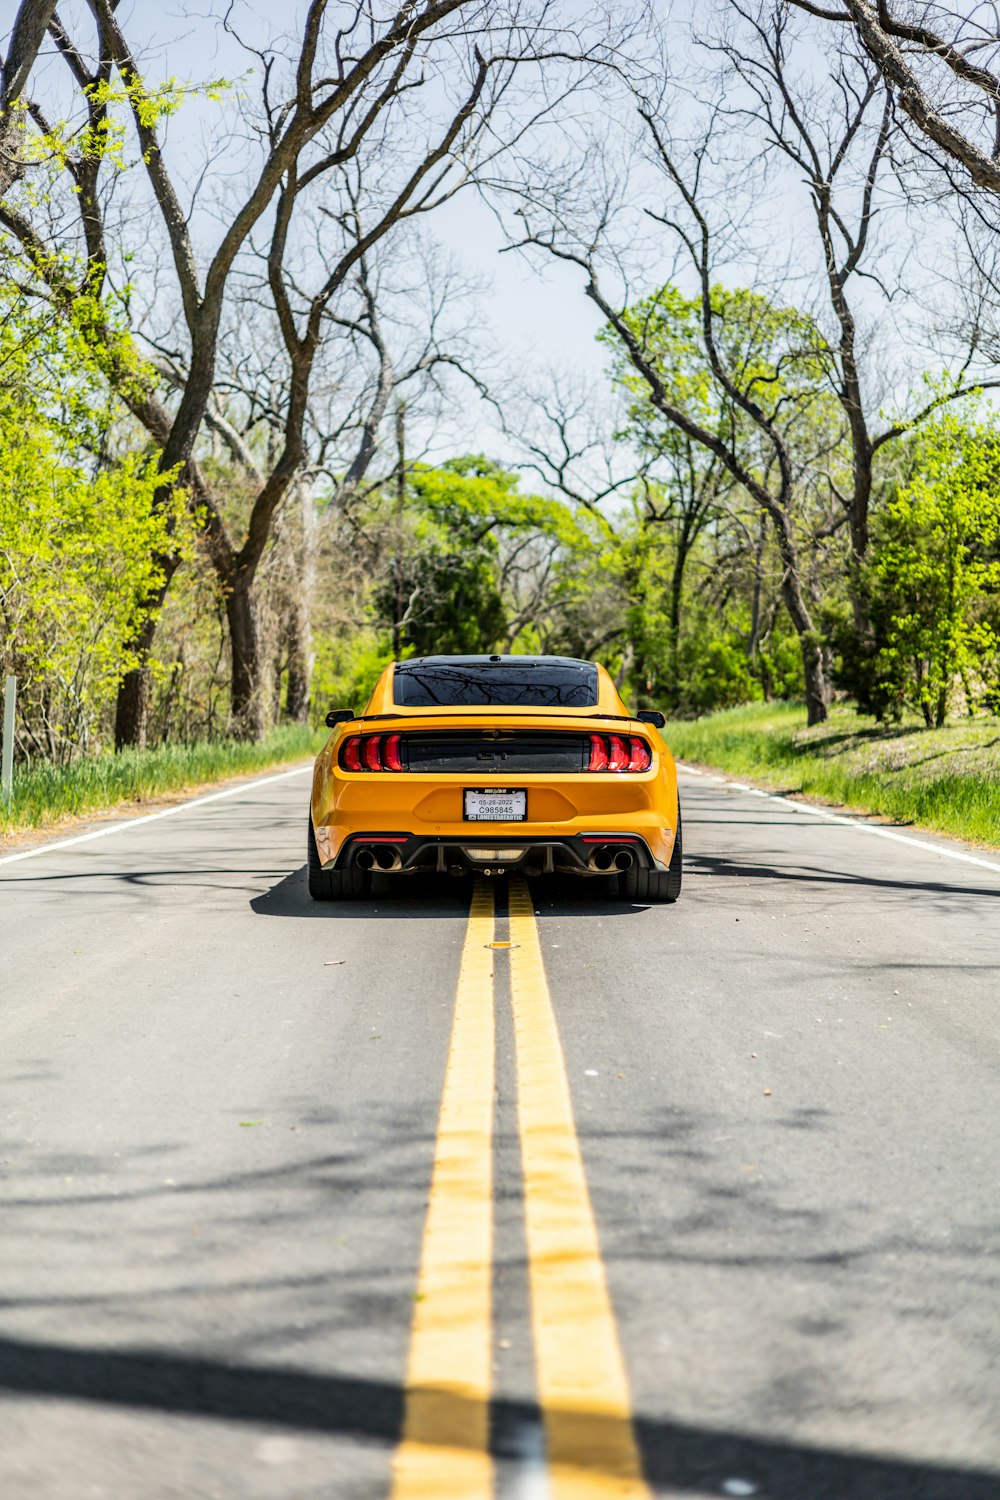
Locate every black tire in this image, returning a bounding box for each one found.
[307,818,371,901]
[618,809,682,904]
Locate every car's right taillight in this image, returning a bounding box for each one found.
[627,736,651,772]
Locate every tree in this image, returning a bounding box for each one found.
[527,197,839,720]
[789,0,1000,193]
[868,406,1000,725]
[3,1,620,744]
[372,455,577,656]
[714,2,1000,708]
[0,299,185,758]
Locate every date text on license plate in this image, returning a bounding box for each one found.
[464,788,527,822]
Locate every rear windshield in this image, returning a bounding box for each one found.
[393,660,599,708]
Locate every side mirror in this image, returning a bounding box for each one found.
[324,708,355,728]
[637,709,666,728]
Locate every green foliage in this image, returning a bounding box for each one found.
[21,71,230,173]
[411,455,584,545]
[868,408,1000,725]
[312,631,396,719]
[604,281,835,455]
[757,632,806,701]
[389,546,508,657]
[369,457,589,660]
[676,633,764,713]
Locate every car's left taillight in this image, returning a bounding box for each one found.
[340,733,405,772]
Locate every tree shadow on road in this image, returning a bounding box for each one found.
[0,1330,993,1499]
[686,852,1000,902]
[4,1087,998,1498]
[249,865,476,919]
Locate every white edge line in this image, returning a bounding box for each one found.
[0,763,312,868]
[676,762,1000,877]
[763,793,1000,874]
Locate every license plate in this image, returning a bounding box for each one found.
[464,788,527,822]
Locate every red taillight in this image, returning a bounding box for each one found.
[628,736,651,772]
[588,732,652,773]
[341,733,405,772]
[607,734,630,771]
[588,733,609,771]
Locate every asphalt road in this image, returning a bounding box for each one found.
[1,765,998,1500]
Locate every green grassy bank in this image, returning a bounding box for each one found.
[665,702,1000,847]
[0,724,325,842]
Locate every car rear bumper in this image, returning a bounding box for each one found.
[325,830,668,876]
[311,763,679,873]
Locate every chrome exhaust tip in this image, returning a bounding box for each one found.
[589,845,614,871]
[613,850,633,871]
[374,847,400,871]
[355,848,376,870]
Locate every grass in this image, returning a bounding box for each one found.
[665,701,1000,848]
[0,723,325,842]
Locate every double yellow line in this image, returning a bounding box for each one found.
[391,876,650,1500]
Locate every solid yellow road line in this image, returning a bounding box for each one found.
[390,877,496,1500]
[508,876,651,1500]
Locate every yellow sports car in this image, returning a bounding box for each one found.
[307,654,682,902]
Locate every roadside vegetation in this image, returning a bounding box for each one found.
[667,704,1000,848]
[2,4,1000,841]
[0,726,322,841]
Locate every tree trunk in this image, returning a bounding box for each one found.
[114,665,151,752]
[748,510,767,667]
[392,401,407,660]
[667,546,686,705]
[226,580,268,741]
[285,484,317,723]
[114,566,178,750]
[764,503,830,726]
[0,2,58,203]
[934,685,948,729]
[777,570,830,727]
[801,634,830,727]
[285,610,312,722]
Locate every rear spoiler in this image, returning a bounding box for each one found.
[353,710,639,724]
